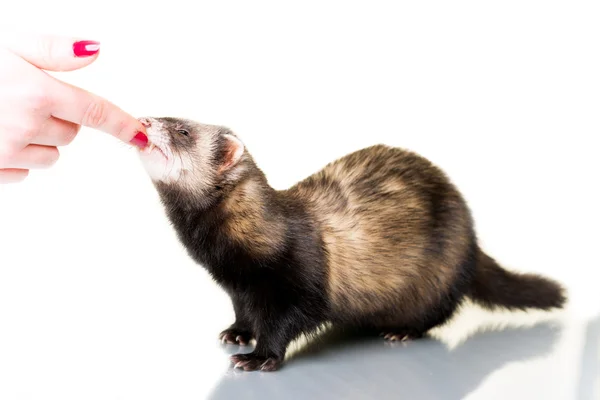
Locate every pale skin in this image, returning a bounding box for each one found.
[0,32,149,183]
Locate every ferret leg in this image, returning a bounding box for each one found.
[219,294,254,346]
[229,312,304,372]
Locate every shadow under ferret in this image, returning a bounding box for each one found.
[576,315,600,400]
[209,320,564,400]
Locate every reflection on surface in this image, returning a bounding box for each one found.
[577,315,600,400]
[209,318,564,400]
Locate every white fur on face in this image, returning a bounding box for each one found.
[138,118,191,183]
[137,117,222,197]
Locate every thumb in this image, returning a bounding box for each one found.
[0,32,100,72]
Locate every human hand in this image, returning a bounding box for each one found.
[0,33,148,183]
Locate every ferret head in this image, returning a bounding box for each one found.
[136,117,247,202]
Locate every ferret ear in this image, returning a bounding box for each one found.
[218,134,245,173]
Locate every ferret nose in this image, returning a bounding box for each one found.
[139,117,153,127]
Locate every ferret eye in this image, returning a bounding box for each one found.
[176,129,189,136]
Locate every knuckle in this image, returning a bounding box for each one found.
[22,85,51,112]
[20,121,40,141]
[42,147,60,167]
[82,101,108,128]
[29,93,51,111]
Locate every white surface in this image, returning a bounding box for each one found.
[0,1,599,399]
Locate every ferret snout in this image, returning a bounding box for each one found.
[139,117,154,128]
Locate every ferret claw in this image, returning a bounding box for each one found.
[231,354,281,372]
[381,331,418,342]
[220,329,253,346]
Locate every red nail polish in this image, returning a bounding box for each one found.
[130,132,148,149]
[73,41,100,57]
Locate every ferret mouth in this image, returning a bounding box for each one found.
[141,141,168,160]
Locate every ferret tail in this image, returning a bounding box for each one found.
[468,249,566,311]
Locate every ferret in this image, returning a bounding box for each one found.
[136,116,566,372]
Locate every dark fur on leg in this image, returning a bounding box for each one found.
[219,293,255,346]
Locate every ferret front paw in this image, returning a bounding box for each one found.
[230,353,281,372]
[219,328,253,346]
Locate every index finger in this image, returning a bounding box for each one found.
[47,77,148,148]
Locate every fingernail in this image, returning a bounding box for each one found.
[73,40,101,57]
[130,132,148,149]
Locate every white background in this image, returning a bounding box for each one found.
[0,1,598,399]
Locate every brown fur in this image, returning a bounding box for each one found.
[287,145,472,325]
[221,174,287,259]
